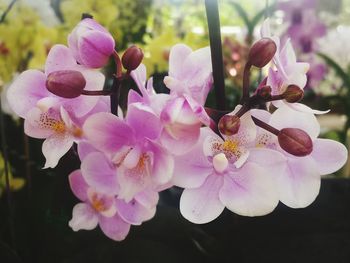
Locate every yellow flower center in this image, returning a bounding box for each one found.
[222,140,239,153]
[90,193,108,212]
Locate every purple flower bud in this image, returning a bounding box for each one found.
[46,70,86,98]
[122,45,144,71]
[278,128,313,156]
[218,115,240,136]
[257,85,272,99]
[283,85,304,103]
[247,38,277,68]
[68,18,115,68]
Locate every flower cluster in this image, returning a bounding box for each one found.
[6,17,347,241]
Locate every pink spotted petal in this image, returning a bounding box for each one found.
[81,152,119,195]
[180,174,224,224]
[45,45,77,75]
[98,213,131,241]
[69,203,98,231]
[116,198,156,225]
[7,70,49,118]
[126,103,162,141]
[269,104,320,139]
[311,139,348,175]
[278,157,320,208]
[219,162,279,216]
[83,112,135,155]
[42,134,74,168]
[68,170,88,201]
[24,107,56,139]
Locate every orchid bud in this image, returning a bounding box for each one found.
[283,85,304,103]
[218,115,240,136]
[257,85,272,100]
[278,128,313,156]
[68,18,115,68]
[247,38,277,68]
[122,45,144,71]
[46,70,86,98]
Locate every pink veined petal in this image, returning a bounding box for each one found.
[172,130,212,188]
[182,46,212,81]
[180,174,225,224]
[146,140,174,186]
[68,203,98,231]
[45,44,77,75]
[269,104,320,139]
[116,198,156,225]
[68,170,89,201]
[24,107,56,139]
[98,213,131,241]
[127,89,144,105]
[81,152,119,195]
[287,103,330,115]
[160,122,201,155]
[219,162,279,217]
[160,97,185,124]
[183,94,211,126]
[77,141,97,161]
[130,63,148,98]
[42,133,74,168]
[83,112,135,155]
[278,156,320,208]
[134,190,159,209]
[311,138,348,175]
[78,30,115,68]
[6,70,49,118]
[168,44,192,79]
[126,103,162,141]
[248,148,287,176]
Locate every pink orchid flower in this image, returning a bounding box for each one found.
[68,18,115,68]
[172,107,285,224]
[260,19,328,115]
[252,105,348,208]
[7,44,105,118]
[83,103,174,201]
[69,169,158,241]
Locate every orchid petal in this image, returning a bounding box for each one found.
[42,134,74,168]
[98,213,130,241]
[278,157,320,208]
[69,170,88,202]
[81,152,119,195]
[180,174,224,224]
[219,162,279,216]
[311,139,348,175]
[69,203,98,231]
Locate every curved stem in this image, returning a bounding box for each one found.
[81,90,112,96]
[252,116,279,136]
[205,0,226,110]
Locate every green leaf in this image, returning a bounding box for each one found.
[230,2,251,31]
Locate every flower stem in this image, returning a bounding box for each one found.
[205,0,226,110]
[252,116,279,136]
[110,51,123,116]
